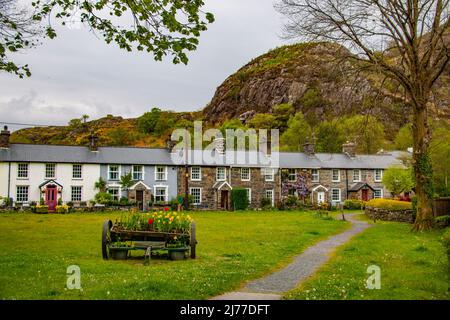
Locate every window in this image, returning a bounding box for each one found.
[332,169,340,182]
[45,163,56,179]
[190,187,202,205]
[17,163,28,179]
[155,166,167,181]
[265,189,274,206]
[241,168,251,181]
[108,187,120,201]
[71,186,82,202]
[288,169,297,182]
[191,167,202,181]
[108,165,119,181]
[155,187,168,203]
[72,164,82,179]
[374,189,383,199]
[331,188,341,202]
[361,170,367,181]
[374,169,383,182]
[16,186,29,203]
[263,168,275,182]
[353,169,361,182]
[311,169,320,182]
[132,165,143,181]
[246,188,252,204]
[216,167,226,181]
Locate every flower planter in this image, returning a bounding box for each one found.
[168,248,188,261]
[110,249,129,260]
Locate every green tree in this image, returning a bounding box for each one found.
[394,124,413,151]
[248,114,278,130]
[280,112,311,151]
[94,177,107,193]
[120,172,134,199]
[315,120,345,153]
[2,0,214,77]
[273,103,295,131]
[137,108,162,134]
[108,127,138,146]
[430,121,450,196]
[382,166,414,198]
[338,115,385,154]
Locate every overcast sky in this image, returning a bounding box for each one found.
[0,0,287,131]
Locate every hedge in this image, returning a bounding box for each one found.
[232,188,249,210]
[344,199,366,210]
[366,199,412,211]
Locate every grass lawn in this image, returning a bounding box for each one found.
[0,210,349,300]
[284,215,449,300]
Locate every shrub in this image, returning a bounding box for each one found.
[232,188,249,210]
[260,197,273,209]
[119,197,129,206]
[442,229,450,278]
[35,205,49,214]
[344,199,365,210]
[57,198,63,206]
[56,205,69,214]
[284,196,300,208]
[435,215,450,228]
[366,199,412,211]
[95,192,113,205]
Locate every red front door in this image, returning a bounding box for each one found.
[362,189,369,202]
[45,186,57,212]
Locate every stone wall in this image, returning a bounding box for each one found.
[365,206,415,223]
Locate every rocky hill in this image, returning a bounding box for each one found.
[11,42,450,147]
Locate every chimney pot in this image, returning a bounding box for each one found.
[0,126,11,148]
[342,141,356,157]
[303,142,315,156]
[89,135,99,152]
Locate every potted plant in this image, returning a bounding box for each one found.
[110,241,131,260]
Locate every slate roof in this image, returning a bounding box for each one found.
[0,144,404,169]
[348,182,375,192]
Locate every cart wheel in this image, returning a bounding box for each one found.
[190,220,197,259]
[102,220,113,260]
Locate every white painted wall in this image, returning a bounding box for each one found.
[6,162,100,204]
[0,162,9,198]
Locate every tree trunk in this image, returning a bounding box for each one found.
[411,102,434,231]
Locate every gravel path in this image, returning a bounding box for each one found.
[211,214,370,300]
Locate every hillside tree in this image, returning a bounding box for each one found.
[277,0,450,230]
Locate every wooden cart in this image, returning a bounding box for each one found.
[102,220,197,263]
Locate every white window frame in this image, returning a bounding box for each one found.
[265,189,275,206]
[331,188,341,202]
[374,189,383,199]
[263,168,275,182]
[108,165,120,181]
[332,169,341,182]
[155,166,168,181]
[190,167,202,181]
[311,169,320,182]
[190,187,202,205]
[374,169,383,182]
[216,167,226,181]
[45,163,56,179]
[17,163,29,179]
[353,169,361,182]
[241,168,251,181]
[288,169,297,182]
[246,188,252,204]
[132,165,144,181]
[71,186,83,202]
[154,185,168,203]
[16,185,29,203]
[108,186,121,201]
[72,164,83,180]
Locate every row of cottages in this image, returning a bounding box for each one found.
[0,126,403,211]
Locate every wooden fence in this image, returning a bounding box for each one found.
[433,197,450,217]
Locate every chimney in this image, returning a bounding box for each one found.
[166,138,176,152]
[303,142,315,156]
[89,135,99,152]
[214,137,225,155]
[0,126,10,148]
[342,141,356,157]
